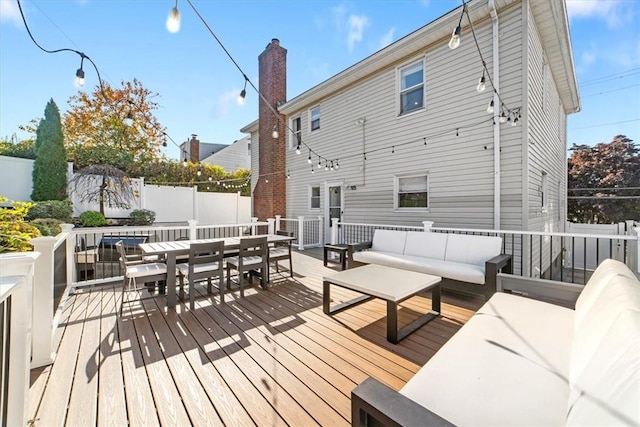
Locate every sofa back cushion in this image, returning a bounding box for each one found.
[403,231,448,260]
[371,230,407,254]
[444,233,502,267]
[567,309,640,426]
[571,274,640,384]
[574,258,637,327]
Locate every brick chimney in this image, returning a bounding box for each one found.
[254,38,287,221]
[189,134,200,162]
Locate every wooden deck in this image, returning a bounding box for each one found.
[28,249,483,426]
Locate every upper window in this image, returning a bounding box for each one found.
[310,186,320,210]
[399,60,425,115]
[395,174,429,210]
[290,116,301,149]
[541,171,548,209]
[310,106,320,131]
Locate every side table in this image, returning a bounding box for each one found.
[323,244,349,270]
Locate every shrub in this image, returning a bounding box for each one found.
[26,200,73,222]
[30,218,63,236]
[78,210,106,227]
[0,195,41,252]
[129,209,156,226]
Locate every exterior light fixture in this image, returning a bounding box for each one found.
[237,76,248,106]
[75,56,85,87]
[272,125,279,139]
[448,3,465,50]
[166,0,181,33]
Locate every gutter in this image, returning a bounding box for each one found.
[489,0,500,230]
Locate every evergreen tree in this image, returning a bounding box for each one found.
[32,99,68,201]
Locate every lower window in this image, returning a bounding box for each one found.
[396,174,429,209]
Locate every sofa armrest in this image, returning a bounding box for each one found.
[483,254,512,298]
[347,242,373,266]
[352,378,454,427]
[497,273,583,308]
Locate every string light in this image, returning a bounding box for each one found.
[486,99,494,114]
[456,128,459,137]
[324,161,329,171]
[296,143,301,155]
[166,0,181,33]
[476,70,486,92]
[237,75,248,106]
[307,151,312,164]
[287,170,291,179]
[448,1,465,50]
[423,137,427,146]
[272,125,279,139]
[335,160,339,170]
[391,146,395,154]
[75,55,85,87]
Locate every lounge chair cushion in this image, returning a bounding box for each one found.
[176,262,221,276]
[370,230,407,254]
[403,231,448,260]
[400,292,574,426]
[127,262,167,278]
[444,233,502,266]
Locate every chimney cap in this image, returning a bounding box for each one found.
[271,38,280,45]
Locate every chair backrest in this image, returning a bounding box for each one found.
[275,230,294,248]
[239,236,268,259]
[276,230,294,237]
[114,240,128,271]
[189,240,224,268]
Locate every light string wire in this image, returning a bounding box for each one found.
[463,2,520,119]
[16,0,109,102]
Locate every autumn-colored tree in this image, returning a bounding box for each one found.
[32,99,68,201]
[567,135,640,223]
[64,79,166,169]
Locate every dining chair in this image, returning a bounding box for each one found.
[269,230,294,278]
[226,236,268,297]
[115,240,168,314]
[176,240,225,309]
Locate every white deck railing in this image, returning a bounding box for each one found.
[276,215,324,250]
[333,219,640,282]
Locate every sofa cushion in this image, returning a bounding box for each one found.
[444,233,502,266]
[567,309,640,426]
[352,252,486,284]
[570,274,640,384]
[574,258,637,328]
[400,292,574,426]
[403,231,448,260]
[371,230,407,254]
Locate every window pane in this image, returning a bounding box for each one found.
[311,107,320,131]
[311,197,320,209]
[401,62,423,90]
[329,207,341,220]
[329,186,341,205]
[399,192,428,208]
[399,176,428,192]
[311,187,320,197]
[293,117,301,132]
[400,87,424,114]
[311,119,320,131]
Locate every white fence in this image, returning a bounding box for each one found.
[276,215,324,250]
[566,221,636,270]
[0,156,250,224]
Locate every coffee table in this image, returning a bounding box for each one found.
[323,264,441,344]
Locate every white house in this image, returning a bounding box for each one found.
[180,134,251,172]
[244,0,580,244]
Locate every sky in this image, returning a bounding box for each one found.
[0,0,639,161]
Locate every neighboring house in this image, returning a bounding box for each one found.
[201,135,251,172]
[180,134,251,172]
[243,0,580,247]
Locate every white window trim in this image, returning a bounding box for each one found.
[397,57,426,117]
[309,106,321,132]
[289,116,302,150]
[309,185,321,211]
[394,173,430,212]
[541,171,549,213]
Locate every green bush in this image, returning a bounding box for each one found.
[129,209,156,226]
[30,218,63,236]
[26,200,72,222]
[78,210,106,227]
[0,195,41,252]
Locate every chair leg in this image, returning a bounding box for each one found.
[218,270,225,303]
[226,264,231,290]
[289,256,293,278]
[178,274,185,301]
[239,269,245,298]
[189,276,195,310]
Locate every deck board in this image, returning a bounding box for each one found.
[29,249,482,426]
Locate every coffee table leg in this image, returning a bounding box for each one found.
[432,284,441,313]
[387,301,399,344]
[387,285,442,344]
[323,280,331,314]
[324,280,373,315]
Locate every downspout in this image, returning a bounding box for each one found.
[489,0,500,230]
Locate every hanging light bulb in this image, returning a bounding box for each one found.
[311,167,315,174]
[197,170,202,177]
[237,77,248,106]
[182,157,188,167]
[123,111,134,126]
[166,0,181,33]
[335,160,339,170]
[476,72,486,92]
[499,111,508,123]
[318,157,321,168]
[287,170,291,179]
[74,56,85,87]
[511,116,518,127]
[296,143,301,155]
[208,176,212,181]
[272,125,279,139]
[486,99,494,114]
[448,25,461,50]
[307,151,312,164]
[330,161,334,171]
[324,161,329,171]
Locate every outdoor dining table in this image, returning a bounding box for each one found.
[138,234,295,309]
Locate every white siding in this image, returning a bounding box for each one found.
[201,136,251,172]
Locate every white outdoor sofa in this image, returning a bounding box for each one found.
[347,230,512,299]
[351,258,640,426]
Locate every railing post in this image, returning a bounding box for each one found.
[62,224,75,285]
[251,217,258,235]
[331,218,339,244]
[275,215,281,232]
[267,218,275,235]
[0,252,39,427]
[192,185,199,222]
[298,216,305,250]
[30,237,57,368]
[422,221,434,231]
[318,216,324,246]
[188,219,198,240]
